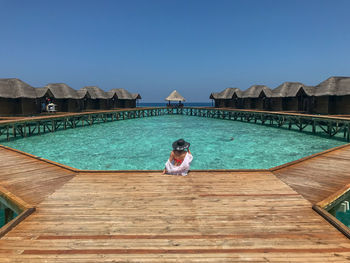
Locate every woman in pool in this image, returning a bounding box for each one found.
[163,138,193,176]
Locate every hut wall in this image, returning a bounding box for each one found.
[109,99,117,109]
[230,99,241,109]
[313,96,329,114]
[20,98,38,115]
[117,100,126,108]
[256,99,264,110]
[300,96,313,114]
[335,95,350,114]
[236,99,243,109]
[99,99,109,110]
[85,99,99,110]
[250,98,257,109]
[243,99,251,109]
[219,99,227,108]
[214,99,226,108]
[67,99,80,112]
[283,97,298,111]
[53,99,66,112]
[113,99,123,108]
[214,100,219,108]
[0,98,19,115]
[227,99,234,108]
[124,100,136,108]
[270,98,283,111]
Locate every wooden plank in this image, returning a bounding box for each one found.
[0,148,76,206]
[273,144,350,204]
[1,171,350,262]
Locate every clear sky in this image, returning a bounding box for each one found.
[1,0,349,102]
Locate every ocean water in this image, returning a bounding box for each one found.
[2,115,346,170]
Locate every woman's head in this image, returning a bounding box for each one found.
[172,139,190,151]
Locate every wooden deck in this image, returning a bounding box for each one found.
[1,147,350,261]
[0,147,75,205]
[273,144,350,204]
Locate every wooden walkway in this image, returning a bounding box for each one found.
[0,147,350,261]
[273,144,350,204]
[0,147,75,205]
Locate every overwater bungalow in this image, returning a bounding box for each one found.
[108,88,136,108]
[43,83,83,112]
[241,85,272,110]
[131,93,142,107]
[270,82,314,113]
[210,88,242,108]
[0,78,38,116]
[313,76,350,114]
[79,86,110,110]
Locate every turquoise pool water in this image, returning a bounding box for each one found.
[1,115,346,170]
[0,197,19,228]
[327,191,350,228]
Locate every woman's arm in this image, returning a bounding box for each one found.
[188,149,192,155]
[169,151,174,162]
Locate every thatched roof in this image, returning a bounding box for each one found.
[210,88,242,99]
[313,76,350,96]
[76,89,90,99]
[35,87,57,98]
[165,90,185,101]
[44,83,80,99]
[108,88,134,100]
[80,86,109,99]
[271,82,313,97]
[132,93,142,100]
[242,85,272,98]
[0,78,37,99]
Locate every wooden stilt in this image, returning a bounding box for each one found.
[312,120,316,133]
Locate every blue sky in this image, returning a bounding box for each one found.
[1,0,349,102]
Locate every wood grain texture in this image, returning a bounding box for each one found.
[0,147,76,205]
[273,144,350,204]
[1,170,350,262]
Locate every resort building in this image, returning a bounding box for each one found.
[41,83,84,112]
[210,76,350,115]
[313,76,350,115]
[0,78,38,116]
[108,88,138,108]
[0,78,141,115]
[270,82,314,113]
[241,85,272,110]
[79,86,110,110]
[209,88,242,108]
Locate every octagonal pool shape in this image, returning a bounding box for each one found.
[1,115,347,170]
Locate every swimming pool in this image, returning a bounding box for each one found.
[1,115,346,170]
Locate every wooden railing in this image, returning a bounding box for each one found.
[0,107,350,142]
